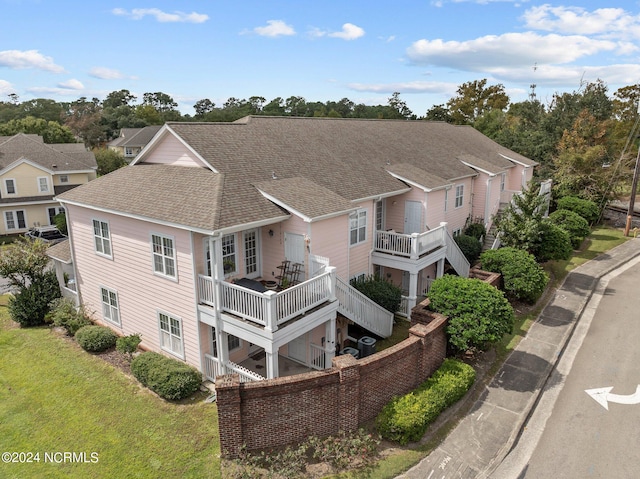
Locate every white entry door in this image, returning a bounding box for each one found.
[404,201,422,234]
[284,232,306,279]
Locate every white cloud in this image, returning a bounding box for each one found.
[58,79,84,90]
[252,20,295,37]
[89,67,124,80]
[0,80,15,96]
[0,50,64,73]
[348,80,456,94]
[329,23,365,40]
[522,6,640,38]
[112,8,208,23]
[407,32,619,70]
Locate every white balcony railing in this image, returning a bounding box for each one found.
[374,226,447,259]
[203,354,265,383]
[198,268,336,331]
[309,342,326,370]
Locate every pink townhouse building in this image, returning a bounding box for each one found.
[52,116,536,382]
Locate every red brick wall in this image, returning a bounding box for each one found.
[216,315,448,458]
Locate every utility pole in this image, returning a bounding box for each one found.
[624,143,640,236]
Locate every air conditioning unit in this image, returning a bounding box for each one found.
[357,336,377,358]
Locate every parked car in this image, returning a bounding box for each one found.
[25,226,67,244]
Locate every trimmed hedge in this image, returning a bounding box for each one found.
[454,234,482,263]
[480,247,549,303]
[428,275,514,352]
[549,209,590,249]
[376,359,475,445]
[131,352,202,400]
[75,325,117,353]
[555,196,599,224]
[350,275,402,313]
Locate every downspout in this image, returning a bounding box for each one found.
[190,231,203,374]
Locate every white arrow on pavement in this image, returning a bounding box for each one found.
[585,385,640,410]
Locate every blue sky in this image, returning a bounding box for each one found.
[1,0,639,116]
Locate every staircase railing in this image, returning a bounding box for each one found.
[336,277,393,338]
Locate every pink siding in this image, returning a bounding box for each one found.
[310,214,349,280]
[143,133,208,168]
[67,205,201,369]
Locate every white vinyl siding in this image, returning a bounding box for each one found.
[158,312,184,358]
[92,219,112,258]
[151,233,176,279]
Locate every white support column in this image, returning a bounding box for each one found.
[210,236,229,369]
[265,344,279,379]
[407,271,419,313]
[324,315,337,367]
[437,258,445,278]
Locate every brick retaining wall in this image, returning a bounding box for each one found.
[216,312,448,458]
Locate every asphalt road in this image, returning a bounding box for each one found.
[507,257,640,478]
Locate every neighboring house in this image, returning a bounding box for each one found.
[0,134,97,236]
[107,126,162,161]
[52,116,536,382]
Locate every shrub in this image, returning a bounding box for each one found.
[350,275,402,312]
[116,333,142,358]
[428,275,514,352]
[131,352,202,400]
[47,297,92,335]
[75,325,117,352]
[549,209,591,249]
[8,270,61,327]
[454,234,482,264]
[534,220,572,262]
[480,247,549,303]
[464,222,486,240]
[376,359,475,445]
[555,196,600,224]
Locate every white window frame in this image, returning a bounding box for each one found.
[4,178,17,196]
[222,234,237,277]
[47,206,65,225]
[37,176,50,193]
[151,233,177,280]
[4,210,26,231]
[455,185,464,208]
[158,311,184,359]
[92,219,112,258]
[59,175,69,184]
[100,286,120,326]
[349,209,367,246]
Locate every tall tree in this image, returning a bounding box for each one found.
[446,79,509,125]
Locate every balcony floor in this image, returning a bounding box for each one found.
[239,352,313,378]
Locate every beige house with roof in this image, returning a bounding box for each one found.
[0,133,97,236]
[53,116,536,381]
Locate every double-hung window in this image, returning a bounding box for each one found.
[93,219,112,257]
[349,209,367,246]
[159,312,183,358]
[5,210,26,230]
[4,179,16,195]
[152,234,176,279]
[222,234,236,276]
[38,177,50,193]
[101,287,120,325]
[455,185,464,208]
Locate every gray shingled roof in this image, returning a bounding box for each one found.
[60,116,536,232]
[254,177,356,221]
[0,134,97,171]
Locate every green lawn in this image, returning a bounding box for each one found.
[0,295,220,479]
